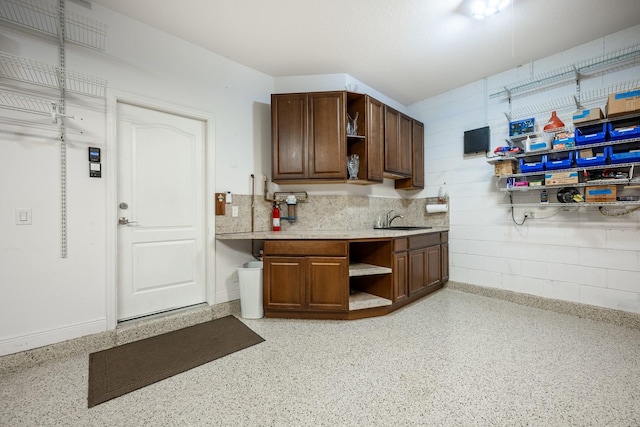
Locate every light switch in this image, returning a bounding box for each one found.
[15,208,32,225]
[232,206,239,217]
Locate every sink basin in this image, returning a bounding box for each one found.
[379,226,433,230]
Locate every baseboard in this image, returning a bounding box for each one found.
[0,301,242,376]
[446,281,640,330]
[0,318,107,358]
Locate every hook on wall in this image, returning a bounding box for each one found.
[50,103,74,124]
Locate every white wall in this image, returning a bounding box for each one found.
[408,25,640,314]
[0,3,274,355]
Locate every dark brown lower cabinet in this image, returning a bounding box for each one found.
[393,251,408,302]
[263,257,305,310]
[263,233,448,319]
[408,240,441,295]
[264,256,348,312]
[441,241,449,283]
[307,257,349,311]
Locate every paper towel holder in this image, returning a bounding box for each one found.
[426,203,448,214]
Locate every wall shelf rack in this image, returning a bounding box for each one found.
[0,0,106,51]
[0,0,108,258]
[491,43,640,102]
[0,51,108,98]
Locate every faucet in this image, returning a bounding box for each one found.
[386,210,404,227]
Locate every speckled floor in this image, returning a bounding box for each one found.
[2,289,640,426]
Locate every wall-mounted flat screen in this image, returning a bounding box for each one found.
[464,126,490,154]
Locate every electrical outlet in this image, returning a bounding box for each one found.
[232,206,239,217]
[525,211,534,219]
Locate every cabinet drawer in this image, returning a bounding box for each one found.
[409,233,440,250]
[440,231,448,244]
[264,240,347,256]
[393,238,408,252]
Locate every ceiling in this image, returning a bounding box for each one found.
[91,0,640,105]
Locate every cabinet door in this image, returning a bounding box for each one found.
[271,94,308,181]
[306,256,348,311]
[426,245,441,287]
[393,251,408,302]
[398,114,412,175]
[395,119,424,190]
[308,92,347,180]
[384,106,401,174]
[411,120,425,188]
[366,96,385,182]
[441,242,449,282]
[408,248,426,295]
[264,256,305,310]
[384,106,411,177]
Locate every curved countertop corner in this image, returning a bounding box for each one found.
[215,227,448,240]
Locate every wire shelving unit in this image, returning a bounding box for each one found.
[0,0,106,51]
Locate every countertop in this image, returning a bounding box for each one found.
[215,227,448,240]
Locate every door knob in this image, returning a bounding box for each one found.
[119,217,139,226]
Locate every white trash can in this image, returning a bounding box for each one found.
[238,261,264,319]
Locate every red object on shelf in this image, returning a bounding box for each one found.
[543,111,565,131]
[272,203,280,231]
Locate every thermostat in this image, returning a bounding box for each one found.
[88,147,101,162]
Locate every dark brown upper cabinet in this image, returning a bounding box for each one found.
[272,91,347,183]
[384,106,412,178]
[271,90,423,187]
[395,119,425,190]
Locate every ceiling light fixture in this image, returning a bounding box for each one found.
[471,0,511,20]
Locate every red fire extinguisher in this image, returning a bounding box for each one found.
[272,202,281,231]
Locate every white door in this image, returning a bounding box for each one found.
[117,102,206,321]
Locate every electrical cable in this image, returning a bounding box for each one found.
[510,193,528,226]
[598,205,640,217]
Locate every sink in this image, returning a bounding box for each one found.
[379,226,433,230]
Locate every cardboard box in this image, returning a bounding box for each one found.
[494,160,515,176]
[525,137,551,152]
[572,108,604,124]
[607,88,640,118]
[585,185,617,203]
[579,148,594,158]
[509,118,535,137]
[544,171,579,185]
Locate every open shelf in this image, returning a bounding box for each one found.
[500,179,629,192]
[497,160,640,179]
[348,291,392,311]
[349,263,392,277]
[502,201,640,208]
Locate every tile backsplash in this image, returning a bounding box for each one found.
[215,194,449,233]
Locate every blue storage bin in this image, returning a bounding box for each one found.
[609,145,640,164]
[575,124,608,146]
[519,155,546,173]
[552,136,576,150]
[545,151,574,170]
[608,122,640,141]
[576,146,608,167]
